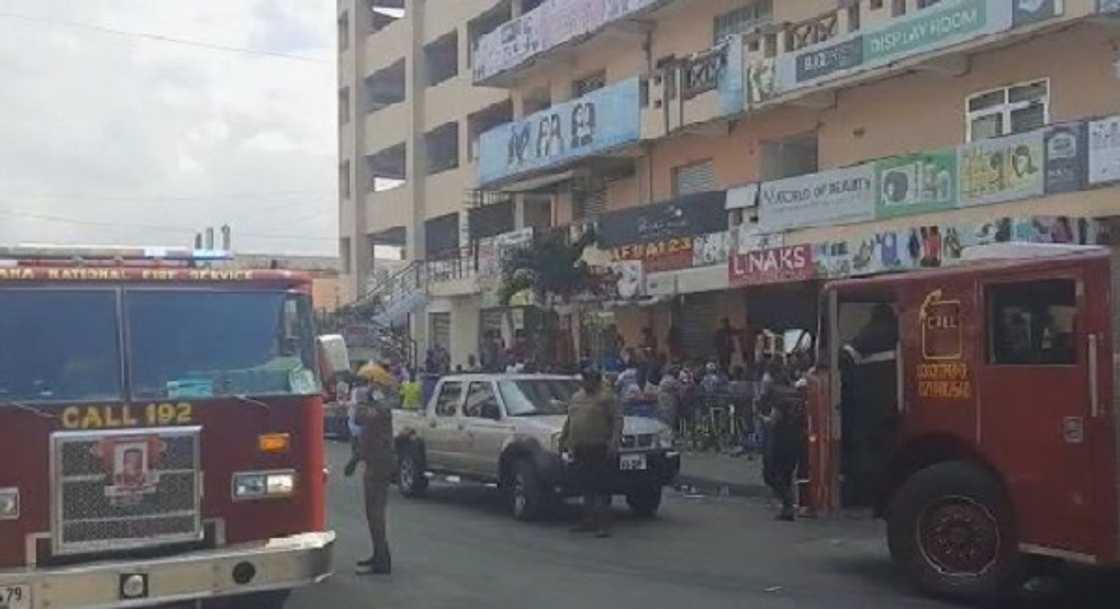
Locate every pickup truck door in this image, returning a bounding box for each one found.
[461,381,513,478]
[425,381,469,471]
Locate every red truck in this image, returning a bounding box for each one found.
[0,246,334,609]
[804,243,1119,601]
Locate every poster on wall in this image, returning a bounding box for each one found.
[472,10,543,82]
[728,244,814,286]
[1088,115,1120,185]
[692,232,730,267]
[758,165,875,232]
[958,130,1044,207]
[747,57,777,106]
[874,150,957,218]
[1043,121,1087,194]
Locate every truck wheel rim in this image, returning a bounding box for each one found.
[513,475,527,515]
[400,458,414,488]
[916,495,1000,577]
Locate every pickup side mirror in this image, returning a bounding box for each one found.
[480,401,501,420]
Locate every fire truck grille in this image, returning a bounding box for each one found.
[52,427,203,555]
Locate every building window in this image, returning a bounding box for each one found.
[340,237,352,274]
[424,31,459,88]
[338,12,349,51]
[966,79,1049,142]
[424,122,460,175]
[988,279,1076,365]
[339,88,350,125]
[340,161,351,200]
[672,160,716,196]
[572,71,606,98]
[714,1,773,45]
[760,133,818,180]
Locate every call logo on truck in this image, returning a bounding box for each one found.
[61,403,194,430]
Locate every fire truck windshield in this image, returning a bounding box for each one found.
[126,291,319,399]
[0,290,123,403]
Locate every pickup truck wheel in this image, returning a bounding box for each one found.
[397,448,428,498]
[510,459,545,521]
[887,461,1021,602]
[626,486,662,518]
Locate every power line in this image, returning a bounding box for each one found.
[0,11,331,65]
[0,206,340,243]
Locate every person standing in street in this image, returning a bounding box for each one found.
[346,362,399,574]
[759,359,802,521]
[713,318,737,372]
[560,368,623,538]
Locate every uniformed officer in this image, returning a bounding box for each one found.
[559,367,623,538]
[347,362,399,574]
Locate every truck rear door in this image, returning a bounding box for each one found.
[978,270,1097,558]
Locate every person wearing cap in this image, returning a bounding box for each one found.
[346,361,399,574]
[559,368,623,538]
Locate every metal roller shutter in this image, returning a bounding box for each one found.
[430,312,451,350]
[673,160,716,196]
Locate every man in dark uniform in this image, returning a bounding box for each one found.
[560,368,623,538]
[759,360,803,521]
[346,364,398,575]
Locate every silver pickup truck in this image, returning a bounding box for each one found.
[393,373,680,521]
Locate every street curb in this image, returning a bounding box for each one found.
[673,474,769,499]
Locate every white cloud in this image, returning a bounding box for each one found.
[0,0,338,256]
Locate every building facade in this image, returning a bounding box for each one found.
[340,0,1120,371]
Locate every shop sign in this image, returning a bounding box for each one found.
[1012,0,1062,27]
[692,232,730,267]
[732,224,784,255]
[1043,122,1087,194]
[862,0,993,64]
[795,36,863,83]
[1088,115,1120,184]
[758,165,875,232]
[728,244,814,286]
[478,77,641,186]
[959,130,1044,207]
[611,237,694,272]
[874,150,957,219]
[596,190,727,248]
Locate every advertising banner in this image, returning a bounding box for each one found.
[611,238,695,272]
[478,77,641,186]
[472,10,544,82]
[1012,0,1062,27]
[758,165,875,232]
[1043,121,1088,194]
[729,244,814,286]
[596,190,727,248]
[863,0,993,64]
[795,37,863,83]
[692,232,730,267]
[747,57,778,106]
[874,150,957,218]
[958,130,1044,207]
[1088,115,1120,185]
[542,0,604,52]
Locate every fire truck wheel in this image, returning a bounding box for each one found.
[397,446,429,498]
[887,461,1021,602]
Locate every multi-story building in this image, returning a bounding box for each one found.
[340,0,1120,371]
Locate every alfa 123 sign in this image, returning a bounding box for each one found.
[729,244,814,286]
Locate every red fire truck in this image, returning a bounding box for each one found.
[0,246,334,609]
[804,243,1119,601]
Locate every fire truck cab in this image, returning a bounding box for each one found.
[0,246,334,609]
[806,243,1119,601]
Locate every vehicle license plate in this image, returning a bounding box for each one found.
[619,454,647,471]
[0,585,30,609]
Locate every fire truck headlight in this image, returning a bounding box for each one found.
[0,488,18,519]
[232,471,296,500]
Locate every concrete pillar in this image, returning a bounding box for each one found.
[408,0,430,353]
[348,0,373,298]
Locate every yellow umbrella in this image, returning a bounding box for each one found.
[357,362,397,388]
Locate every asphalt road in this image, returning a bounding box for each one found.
[288,441,1119,609]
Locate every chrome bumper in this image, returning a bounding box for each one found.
[0,531,335,609]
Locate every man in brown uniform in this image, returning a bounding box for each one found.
[559,368,623,538]
[346,366,398,575]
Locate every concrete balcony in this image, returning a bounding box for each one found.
[477,76,643,188]
[643,36,747,140]
[364,185,413,234]
[424,74,509,132]
[363,103,409,156]
[744,0,1097,112]
[472,0,664,86]
[425,164,476,218]
[364,16,409,77]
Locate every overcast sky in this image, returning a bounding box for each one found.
[0,0,337,256]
